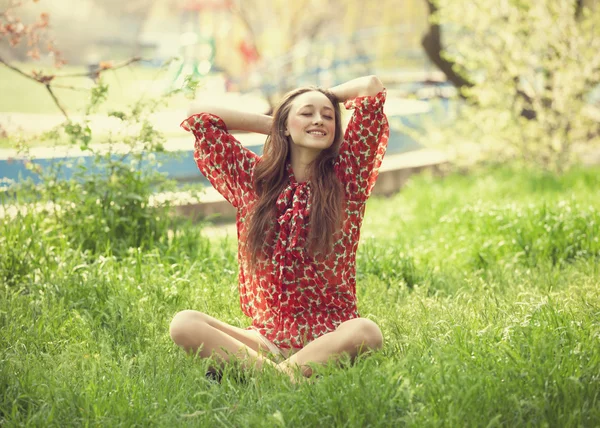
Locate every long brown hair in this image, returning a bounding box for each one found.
[246,87,345,269]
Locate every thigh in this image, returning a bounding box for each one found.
[185,310,270,354]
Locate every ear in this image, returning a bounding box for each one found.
[284,129,290,136]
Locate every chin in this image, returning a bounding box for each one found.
[295,141,334,151]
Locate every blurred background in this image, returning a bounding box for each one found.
[0,0,435,99]
[1,0,599,180]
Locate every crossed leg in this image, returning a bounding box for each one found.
[169,310,277,372]
[277,317,384,380]
[169,310,384,382]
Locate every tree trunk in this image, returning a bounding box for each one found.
[421,0,473,95]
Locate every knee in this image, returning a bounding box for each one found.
[169,310,207,349]
[353,318,384,351]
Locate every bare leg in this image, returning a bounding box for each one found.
[277,318,384,381]
[169,310,280,372]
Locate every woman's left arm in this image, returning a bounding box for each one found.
[329,75,384,102]
[333,76,388,200]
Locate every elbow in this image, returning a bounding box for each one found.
[358,75,383,97]
[366,75,384,96]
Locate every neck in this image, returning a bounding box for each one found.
[289,145,321,182]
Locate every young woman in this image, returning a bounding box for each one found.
[170,75,389,382]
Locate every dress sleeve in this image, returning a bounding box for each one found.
[181,113,259,208]
[335,89,389,201]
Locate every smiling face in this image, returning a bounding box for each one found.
[285,91,337,152]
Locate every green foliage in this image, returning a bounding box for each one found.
[64,120,92,148]
[0,66,205,282]
[182,74,203,100]
[429,0,600,172]
[87,80,110,114]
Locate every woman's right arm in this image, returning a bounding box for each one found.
[329,75,384,103]
[186,104,272,135]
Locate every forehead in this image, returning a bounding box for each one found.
[291,91,334,111]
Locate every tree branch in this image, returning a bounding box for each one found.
[0,55,145,118]
[575,0,584,19]
[0,56,32,80]
[44,84,68,119]
[53,57,143,79]
[51,84,91,92]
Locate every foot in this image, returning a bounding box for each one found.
[276,362,310,384]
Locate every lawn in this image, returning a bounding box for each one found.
[1,166,599,426]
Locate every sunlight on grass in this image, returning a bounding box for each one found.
[1,166,599,426]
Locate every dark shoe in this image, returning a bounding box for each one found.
[205,369,222,384]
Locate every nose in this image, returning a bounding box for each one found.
[313,115,323,125]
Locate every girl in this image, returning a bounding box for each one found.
[170,75,389,382]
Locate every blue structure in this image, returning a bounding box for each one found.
[0,123,426,188]
[1,85,455,187]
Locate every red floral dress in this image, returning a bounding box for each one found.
[181,89,389,351]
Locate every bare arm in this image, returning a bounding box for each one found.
[329,75,384,103]
[186,104,272,135]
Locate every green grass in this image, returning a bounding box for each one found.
[1,165,600,426]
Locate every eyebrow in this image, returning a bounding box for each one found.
[299,104,334,112]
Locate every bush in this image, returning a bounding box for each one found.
[0,71,204,287]
[427,0,600,172]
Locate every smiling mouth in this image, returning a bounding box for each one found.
[307,130,326,136]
